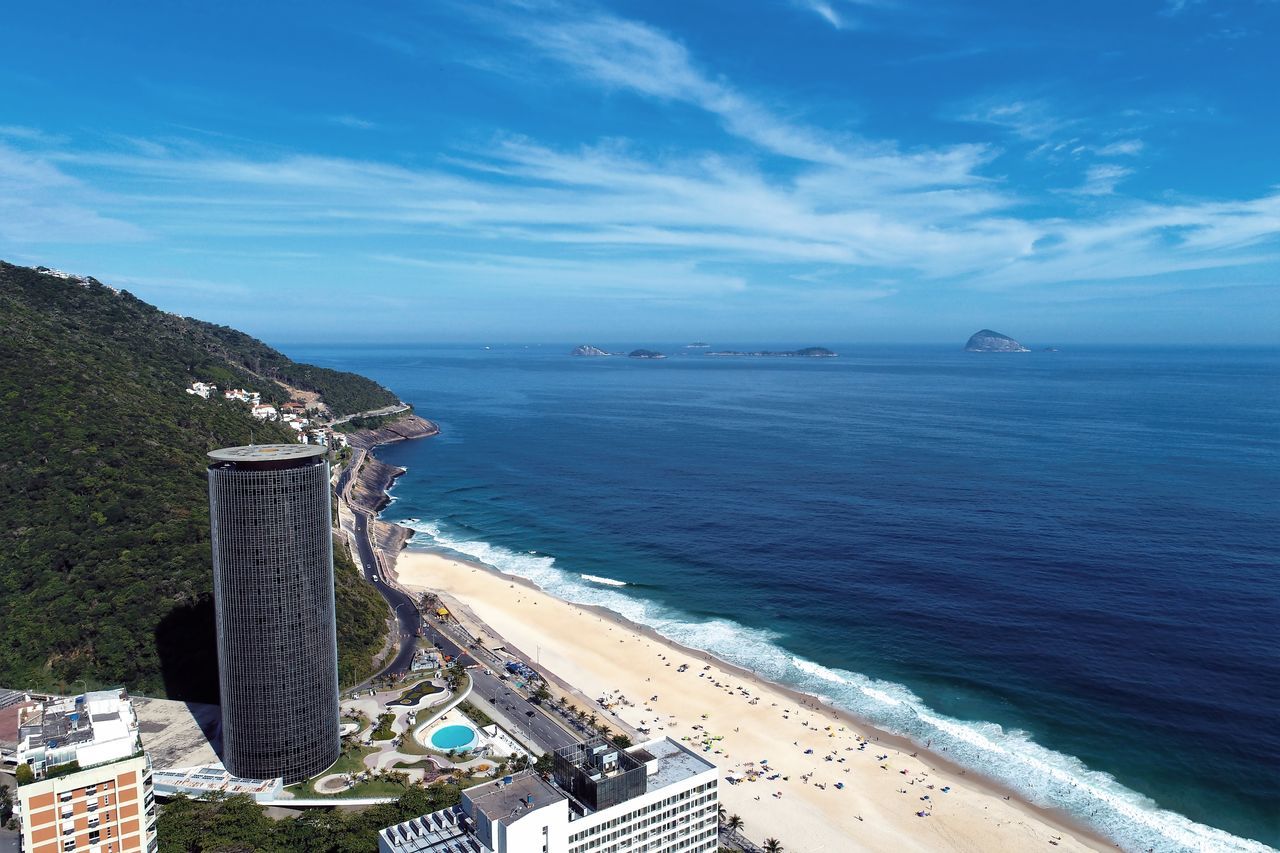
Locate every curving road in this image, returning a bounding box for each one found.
[336,449,581,753]
[338,448,419,691]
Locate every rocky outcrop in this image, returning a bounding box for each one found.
[628,349,666,359]
[964,330,1029,352]
[346,413,439,450]
[571,344,611,356]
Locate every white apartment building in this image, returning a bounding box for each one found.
[379,737,719,853]
[13,689,157,853]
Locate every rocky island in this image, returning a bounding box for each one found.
[571,344,611,356]
[705,346,837,358]
[628,349,667,359]
[964,330,1029,352]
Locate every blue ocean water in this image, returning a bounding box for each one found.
[293,343,1279,851]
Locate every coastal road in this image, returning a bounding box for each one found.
[326,402,409,428]
[418,621,578,753]
[338,450,581,752]
[349,496,419,690]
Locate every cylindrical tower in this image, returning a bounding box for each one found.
[207,444,340,783]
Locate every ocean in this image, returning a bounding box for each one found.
[290,343,1279,852]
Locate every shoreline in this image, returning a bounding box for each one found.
[348,409,1111,845]
[392,545,1114,853]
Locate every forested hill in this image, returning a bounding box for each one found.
[0,261,389,699]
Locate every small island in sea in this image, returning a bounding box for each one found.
[964,329,1029,352]
[628,349,667,359]
[705,346,837,358]
[571,344,611,356]
[685,342,710,348]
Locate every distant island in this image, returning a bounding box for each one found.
[571,344,611,356]
[685,342,710,348]
[705,347,837,358]
[964,330,1029,353]
[628,349,667,359]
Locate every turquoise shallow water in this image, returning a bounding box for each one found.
[292,343,1280,851]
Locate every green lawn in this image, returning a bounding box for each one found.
[327,744,376,777]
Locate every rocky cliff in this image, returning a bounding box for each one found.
[571,344,611,356]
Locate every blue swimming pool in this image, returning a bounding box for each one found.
[431,724,477,751]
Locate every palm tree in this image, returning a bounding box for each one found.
[763,839,784,853]
[588,712,598,728]
[717,804,726,823]
[726,814,744,832]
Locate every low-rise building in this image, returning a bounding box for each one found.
[185,382,216,399]
[251,404,278,421]
[378,736,718,853]
[150,765,283,803]
[13,688,157,853]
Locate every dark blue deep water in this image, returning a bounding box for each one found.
[291,344,1279,851]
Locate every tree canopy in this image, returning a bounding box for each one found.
[0,261,391,697]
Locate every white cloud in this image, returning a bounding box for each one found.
[1096,139,1145,157]
[1071,164,1135,196]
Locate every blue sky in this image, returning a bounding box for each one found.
[2,0,1278,344]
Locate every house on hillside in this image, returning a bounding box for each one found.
[251,404,278,421]
[185,381,216,399]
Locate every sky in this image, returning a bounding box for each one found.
[2,0,1279,344]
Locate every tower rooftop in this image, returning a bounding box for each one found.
[208,444,327,463]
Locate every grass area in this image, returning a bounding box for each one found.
[328,744,376,776]
[392,759,438,771]
[325,779,411,799]
[371,712,396,741]
[458,701,494,728]
[387,679,444,707]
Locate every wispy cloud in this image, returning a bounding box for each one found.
[327,114,377,130]
[1068,164,1135,196]
[3,2,1278,310]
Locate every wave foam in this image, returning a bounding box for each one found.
[397,517,1272,853]
[581,573,628,587]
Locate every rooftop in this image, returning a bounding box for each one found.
[16,689,141,778]
[465,772,565,826]
[640,737,717,792]
[151,765,282,801]
[208,444,327,462]
[379,807,490,853]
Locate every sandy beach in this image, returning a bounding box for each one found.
[393,550,1109,853]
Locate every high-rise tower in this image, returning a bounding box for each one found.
[207,444,340,783]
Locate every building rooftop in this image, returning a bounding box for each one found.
[151,765,282,801]
[640,737,718,792]
[16,688,142,778]
[208,444,327,462]
[379,807,490,853]
[465,772,565,826]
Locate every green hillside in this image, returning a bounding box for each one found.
[0,260,391,699]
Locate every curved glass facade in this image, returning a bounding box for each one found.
[208,447,340,784]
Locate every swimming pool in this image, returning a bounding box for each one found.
[431,724,477,751]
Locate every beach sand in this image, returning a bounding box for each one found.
[395,550,1108,853]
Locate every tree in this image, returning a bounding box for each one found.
[587,712,598,728]
[14,765,33,785]
[610,733,632,748]
[726,814,744,832]
[763,839,784,853]
[533,682,551,703]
